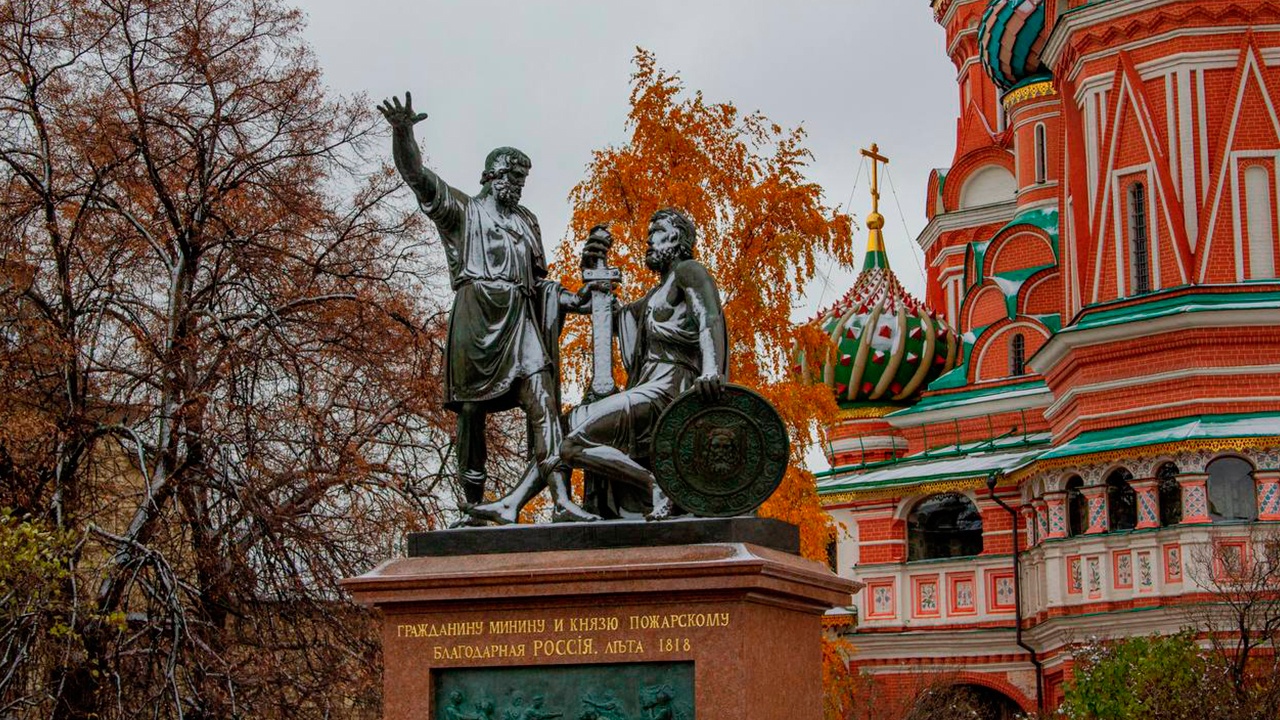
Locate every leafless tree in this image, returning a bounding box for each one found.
[0,0,523,716]
[1185,526,1280,716]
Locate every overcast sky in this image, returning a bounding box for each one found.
[301,1,960,469]
[303,1,958,301]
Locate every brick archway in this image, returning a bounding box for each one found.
[945,671,1036,713]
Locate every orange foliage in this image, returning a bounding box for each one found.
[822,633,861,720]
[557,48,855,561]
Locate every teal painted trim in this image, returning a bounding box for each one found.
[1070,289,1280,332]
[814,434,1051,481]
[992,265,1054,317]
[1031,313,1062,333]
[965,240,992,292]
[889,379,1048,417]
[924,322,988,391]
[1037,412,1280,461]
[995,207,1060,258]
[816,446,1046,494]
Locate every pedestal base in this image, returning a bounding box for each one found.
[342,519,858,720]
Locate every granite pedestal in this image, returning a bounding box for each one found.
[342,518,859,720]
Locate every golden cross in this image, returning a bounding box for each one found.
[860,143,890,216]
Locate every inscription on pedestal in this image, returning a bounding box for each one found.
[396,610,731,663]
[435,663,694,720]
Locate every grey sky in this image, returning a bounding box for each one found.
[301,1,960,469]
[303,1,958,300]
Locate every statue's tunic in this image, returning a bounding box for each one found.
[419,175,552,411]
[567,278,724,458]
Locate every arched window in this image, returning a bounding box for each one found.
[1157,462,1182,527]
[1034,124,1048,184]
[1245,165,1276,279]
[1066,477,1086,537]
[1010,333,1027,376]
[1206,456,1257,522]
[1128,183,1151,295]
[1107,468,1138,531]
[907,493,983,561]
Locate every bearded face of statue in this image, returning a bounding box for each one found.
[704,428,740,475]
[487,158,527,208]
[644,215,692,272]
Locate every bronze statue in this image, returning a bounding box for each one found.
[468,209,728,522]
[378,92,596,521]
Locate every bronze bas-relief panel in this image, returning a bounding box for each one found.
[435,662,693,719]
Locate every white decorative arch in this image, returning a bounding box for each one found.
[959,165,1017,209]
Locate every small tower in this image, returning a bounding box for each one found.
[804,145,959,468]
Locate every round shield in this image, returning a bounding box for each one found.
[649,384,790,517]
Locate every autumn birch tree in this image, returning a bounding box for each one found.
[559,48,855,558]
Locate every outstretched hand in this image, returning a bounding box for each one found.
[377,92,429,130]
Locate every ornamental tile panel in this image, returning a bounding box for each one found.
[1184,486,1209,520]
[914,576,941,617]
[1137,551,1154,590]
[1259,482,1280,518]
[1087,495,1107,533]
[1087,556,1102,597]
[1138,492,1159,526]
[950,574,976,614]
[1114,552,1133,589]
[1067,556,1082,594]
[868,579,897,619]
[987,570,1017,612]
[1164,545,1183,583]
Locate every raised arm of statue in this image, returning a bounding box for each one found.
[378,93,432,196]
[674,259,728,401]
[378,92,466,235]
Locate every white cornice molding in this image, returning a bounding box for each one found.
[1044,0,1181,71]
[939,0,984,30]
[1026,605,1196,649]
[1053,395,1280,437]
[848,629,1023,660]
[931,244,969,268]
[830,436,909,453]
[1045,363,1280,419]
[1034,306,1280,374]
[949,26,980,62]
[887,384,1054,428]
[1049,12,1280,85]
[917,200,1019,254]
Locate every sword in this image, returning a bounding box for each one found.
[582,225,620,402]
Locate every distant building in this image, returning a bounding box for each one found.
[814,0,1280,715]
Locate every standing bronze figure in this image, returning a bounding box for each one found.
[378,92,596,521]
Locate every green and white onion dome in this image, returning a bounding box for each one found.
[801,212,959,404]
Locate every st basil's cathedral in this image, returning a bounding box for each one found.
[814,0,1280,715]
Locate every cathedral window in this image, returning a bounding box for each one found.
[1128,183,1151,295]
[1245,165,1276,279]
[1157,462,1182,527]
[1206,456,1257,522]
[1010,333,1026,376]
[1066,477,1086,537]
[1107,468,1138,532]
[907,493,984,561]
[1034,124,1047,184]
